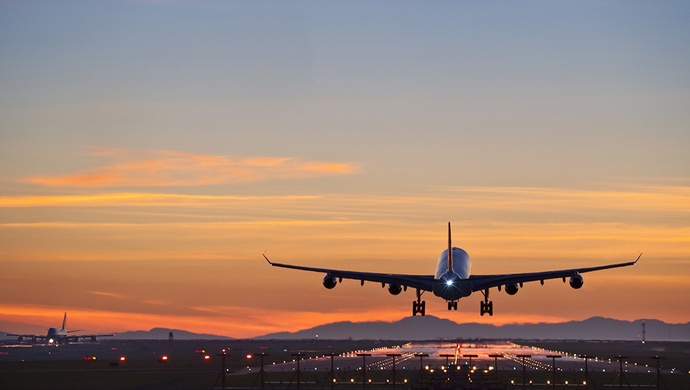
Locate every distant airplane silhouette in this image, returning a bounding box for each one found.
[6,313,115,344]
[265,222,640,316]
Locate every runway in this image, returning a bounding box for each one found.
[241,340,655,375]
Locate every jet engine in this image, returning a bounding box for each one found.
[323,275,338,289]
[388,283,403,295]
[569,273,584,289]
[505,282,519,295]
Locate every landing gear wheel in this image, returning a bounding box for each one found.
[412,289,426,316]
[453,301,458,310]
[480,289,494,316]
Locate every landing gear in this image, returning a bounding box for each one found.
[412,289,426,316]
[447,301,458,310]
[480,289,493,316]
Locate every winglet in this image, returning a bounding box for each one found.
[634,253,642,264]
[263,254,274,265]
[61,313,67,331]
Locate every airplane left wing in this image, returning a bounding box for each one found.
[264,255,435,292]
[468,254,641,292]
[4,333,47,342]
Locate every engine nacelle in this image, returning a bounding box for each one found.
[569,274,584,289]
[505,282,519,295]
[323,275,338,289]
[388,283,402,295]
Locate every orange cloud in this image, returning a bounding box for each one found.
[25,147,361,187]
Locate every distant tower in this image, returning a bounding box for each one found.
[641,320,646,344]
[168,331,174,341]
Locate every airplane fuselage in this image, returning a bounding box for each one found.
[433,247,472,301]
[46,327,67,343]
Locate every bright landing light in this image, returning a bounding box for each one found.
[446,280,453,286]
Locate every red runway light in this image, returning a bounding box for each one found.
[246,354,253,359]
[204,355,211,360]
[120,356,126,361]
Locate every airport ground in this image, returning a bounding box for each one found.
[1,338,688,389]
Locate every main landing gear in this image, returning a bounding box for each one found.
[412,289,426,316]
[447,300,458,311]
[480,288,493,316]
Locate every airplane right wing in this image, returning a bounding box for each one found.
[264,255,436,292]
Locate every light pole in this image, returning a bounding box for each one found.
[439,353,454,368]
[489,354,502,378]
[580,355,594,389]
[291,353,304,390]
[326,353,338,390]
[414,353,429,378]
[516,354,531,390]
[546,355,561,390]
[216,349,228,390]
[650,355,667,390]
[256,352,269,389]
[357,353,372,390]
[613,355,629,390]
[387,353,402,390]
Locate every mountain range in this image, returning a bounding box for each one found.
[3,317,689,341]
[256,316,690,341]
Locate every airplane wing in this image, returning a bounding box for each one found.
[264,255,435,291]
[65,333,116,342]
[468,254,641,292]
[5,333,47,342]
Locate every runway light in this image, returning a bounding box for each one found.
[204,355,210,360]
[119,356,126,362]
[246,354,253,359]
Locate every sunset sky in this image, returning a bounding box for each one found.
[1,1,689,338]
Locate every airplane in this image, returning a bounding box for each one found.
[265,222,640,316]
[6,313,115,344]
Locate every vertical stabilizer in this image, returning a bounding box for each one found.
[61,313,67,331]
[447,222,453,273]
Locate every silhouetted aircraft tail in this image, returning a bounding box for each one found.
[447,222,453,273]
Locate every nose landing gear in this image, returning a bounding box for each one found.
[447,300,458,310]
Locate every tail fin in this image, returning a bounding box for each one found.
[447,222,453,273]
[61,313,67,331]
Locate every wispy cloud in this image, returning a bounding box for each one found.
[0,193,319,208]
[25,147,361,187]
[88,291,126,299]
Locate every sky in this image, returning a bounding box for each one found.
[1,1,689,338]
